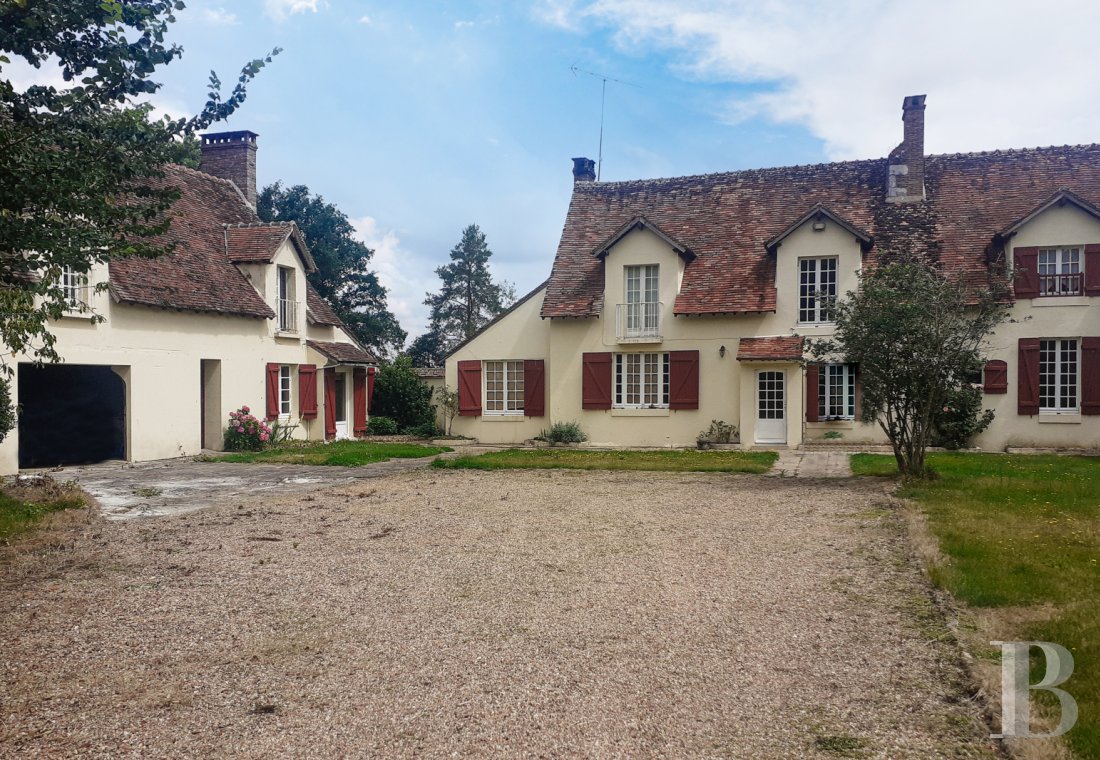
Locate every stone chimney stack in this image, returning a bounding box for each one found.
[200,130,259,207]
[886,95,926,202]
[572,157,596,183]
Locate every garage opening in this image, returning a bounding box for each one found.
[18,364,126,469]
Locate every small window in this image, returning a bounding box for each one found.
[799,257,837,323]
[277,267,297,332]
[1038,247,1082,296]
[614,352,669,408]
[60,265,87,310]
[484,360,524,415]
[279,365,292,418]
[1040,339,1079,412]
[818,363,855,419]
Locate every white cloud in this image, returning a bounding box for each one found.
[549,0,1100,159]
[454,20,475,30]
[199,7,238,25]
[265,0,322,22]
[351,216,430,342]
[359,14,372,25]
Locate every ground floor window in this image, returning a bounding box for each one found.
[819,363,855,419]
[484,360,524,414]
[1040,339,1078,411]
[279,365,292,418]
[614,352,669,408]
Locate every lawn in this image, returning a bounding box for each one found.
[853,451,1100,755]
[431,448,777,473]
[0,478,88,544]
[208,440,452,466]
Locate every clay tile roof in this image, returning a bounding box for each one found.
[225,222,317,272]
[305,283,344,327]
[109,165,275,319]
[736,336,804,361]
[542,143,1100,316]
[413,366,445,378]
[306,339,378,365]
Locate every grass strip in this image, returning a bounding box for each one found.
[209,440,452,466]
[0,484,87,545]
[431,448,777,473]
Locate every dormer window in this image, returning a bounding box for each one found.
[1038,247,1082,296]
[60,265,88,311]
[277,266,298,333]
[798,257,837,324]
[618,264,660,341]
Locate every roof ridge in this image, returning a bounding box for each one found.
[223,221,295,230]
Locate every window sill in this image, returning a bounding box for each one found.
[482,414,526,422]
[796,322,835,329]
[806,420,855,429]
[1031,296,1089,307]
[1038,412,1081,424]
[59,310,95,321]
[611,407,670,417]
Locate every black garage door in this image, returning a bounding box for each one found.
[18,364,126,469]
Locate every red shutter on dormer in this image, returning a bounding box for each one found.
[668,350,699,410]
[1082,338,1100,415]
[353,368,367,435]
[298,364,318,419]
[324,368,337,439]
[1013,247,1040,299]
[265,363,280,420]
[1018,339,1040,415]
[367,366,376,412]
[458,360,482,416]
[524,359,545,417]
[1084,244,1100,296]
[983,360,1008,394]
[804,364,820,422]
[582,352,612,409]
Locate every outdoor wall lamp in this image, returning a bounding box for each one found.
[719,345,726,358]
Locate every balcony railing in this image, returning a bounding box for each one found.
[615,301,662,342]
[1039,272,1083,296]
[278,298,300,333]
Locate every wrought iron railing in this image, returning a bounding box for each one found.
[1039,272,1083,296]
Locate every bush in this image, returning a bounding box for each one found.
[697,419,737,444]
[223,405,272,451]
[404,421,442,438]
[538,420,588,444]
[366,415,399,435]
[371,356,436,431]
[932,384,994,450]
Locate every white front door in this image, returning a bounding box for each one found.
[333,372,349,439]
[755,370,787,444]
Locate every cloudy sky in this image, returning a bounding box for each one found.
[13,1,1100,341]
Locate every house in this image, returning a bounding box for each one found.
[445,96,1100,451]
[0,130,377,473]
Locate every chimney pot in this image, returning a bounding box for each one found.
[200,130,259,208]
[572,156,596,183]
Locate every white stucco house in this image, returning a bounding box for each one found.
[1,130,377,474]
[445,95,1100,451]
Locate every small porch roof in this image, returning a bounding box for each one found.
[736,336,804,362]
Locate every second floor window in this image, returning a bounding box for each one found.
[277,266,296,332]
[1038,247,1082,296]
[60,265,86,310]
[799,257,837,323]
[484,360,524,414]
[624,264,659,336]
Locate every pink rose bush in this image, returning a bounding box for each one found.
[223,406,274,451]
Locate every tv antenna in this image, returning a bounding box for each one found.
[570,64,640,180]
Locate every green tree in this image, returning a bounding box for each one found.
[370,356,435,433]
[421,224,515,356]
[0,0,278,440]
[808,256,1007,477]
[406,329,448,368]
[257,183,406,358]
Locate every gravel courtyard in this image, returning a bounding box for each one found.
[0,469,996,758]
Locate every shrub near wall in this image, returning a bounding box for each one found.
[371,357,436,433]
[223,406,272,451]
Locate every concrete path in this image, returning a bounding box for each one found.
[767,448,854,478]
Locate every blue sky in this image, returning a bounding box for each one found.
[12,1,1100,342]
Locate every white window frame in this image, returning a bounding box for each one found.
[614,352,670,408]
[277,266,296,332]
[1037,246,1082,296]
[624,264,660,336]
[819,363,855,420]
[1039,339,1079,413]
[60,265,88,311]
[279,364,292,419]
[798,257,838,324]
[483,360,524,416]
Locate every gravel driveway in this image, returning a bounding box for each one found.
[0,469,996,758]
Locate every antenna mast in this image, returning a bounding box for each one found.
[570,64,640,181]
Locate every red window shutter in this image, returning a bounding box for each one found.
[804,364,820,422]
[1013,246,1040,299]
[983,360,1008,394]
[1082,338,1100,415]
[353,368,368,435]
[668,350,699,410]
[457,360,482,416]
[367,366,376,412]
[324,368,337,439]
[298,364,318,419]
[265,363,280,421]
[582,352,612,410]
[1018,339,1040,415]
[1085,244,1100,296]
[524,359,546,417]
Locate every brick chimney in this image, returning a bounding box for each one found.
[572,157,596,183]
[886,95,926,202]
[200,130,259,207]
